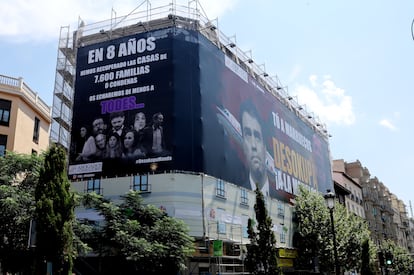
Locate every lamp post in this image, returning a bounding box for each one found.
[324,190,340,275]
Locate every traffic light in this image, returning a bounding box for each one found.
[385,251,393,265]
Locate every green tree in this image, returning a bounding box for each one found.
[0,151,43,273]
[332,199,371,272]
[0,150,42,188]
[294,185,373,273]
[0,184,35,273]
[34,144,75,275]
[381,239,413,274]
[293,185,330,272]
[80,190,194,274]
[245,187,278,275]
[360,239,376,275]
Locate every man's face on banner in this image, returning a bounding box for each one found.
[241,111,266,180]
[92,118,106,135]
[111,116,125,131]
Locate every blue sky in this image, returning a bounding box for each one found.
[1,0,413,211]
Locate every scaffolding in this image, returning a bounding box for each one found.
[51,0,330,151]
[203,221,248,275]
[50,24,76,149]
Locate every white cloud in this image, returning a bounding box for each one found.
[0,0,238,43]
[379,119,396,131]
[0,0,93,42]
[293,75,355,126]
[379,113,399,131]
[309,74,317,87]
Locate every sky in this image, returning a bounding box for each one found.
[1,0,414,213]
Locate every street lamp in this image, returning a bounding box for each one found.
[324,189,340,275]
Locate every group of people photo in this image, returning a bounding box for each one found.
[71,110,170,164]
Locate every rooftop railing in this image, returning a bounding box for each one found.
[0,74,51,119]
[72,1,329,138]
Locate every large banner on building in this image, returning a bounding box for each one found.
[69,30,176,178]
[69,26,333,202]
[198,33,333,203]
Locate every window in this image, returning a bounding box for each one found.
[0,134,7,157]
[133,174,149,192]
[240,188,248,205]
[242,225,249,238]
[196,240,209,254]
[218,221,226,234]
[277,203,285,218]
[280,230,286,243]
[216,179,225,198]
[87,179,101,194]
[242,214,249,238]
[33,117,40,143]
[31,149,37,155]
[0,99,11,126]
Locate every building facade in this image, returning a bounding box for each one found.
[408,217,414,256]
[390,194,410,249]
[332,159,365,218]
[54,3,333,274]
[346,160,393,245]
[72,172,295,274]
[342,159,413,252]
[0,74,51,156]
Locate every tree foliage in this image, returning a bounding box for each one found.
[381,239,413,274]
[360,239,375,275]
[333,198,372,271]
[0,151,43,273]
[293,185,330,271]
[34,144,75,275]
[294,185,374,274]
[245,187,278,275]
[0,151,42,188]
[80,190,195,274]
